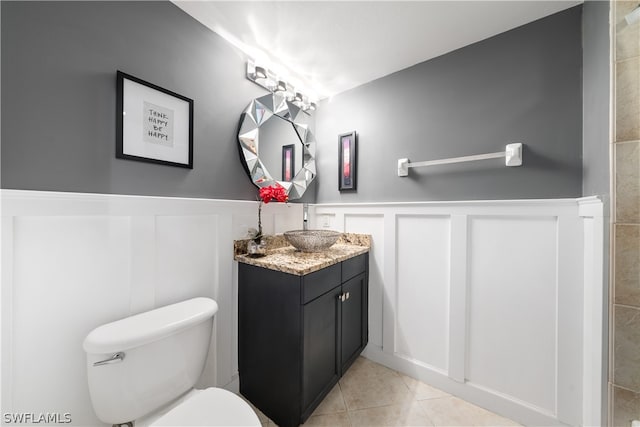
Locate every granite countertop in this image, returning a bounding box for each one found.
[234,233,370,276]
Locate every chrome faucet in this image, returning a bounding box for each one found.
[303,203,309,230]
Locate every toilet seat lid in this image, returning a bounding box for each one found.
[150,388,261,427]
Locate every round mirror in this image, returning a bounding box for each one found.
[237,93,316,200]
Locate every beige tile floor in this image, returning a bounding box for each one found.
[244,356,522,427]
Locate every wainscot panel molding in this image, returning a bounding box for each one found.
[0,189,302,426]
[310,196,605,427]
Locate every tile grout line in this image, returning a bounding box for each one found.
[611,383,640,395]
[337,381,355,427]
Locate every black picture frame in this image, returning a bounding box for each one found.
[116,71,194,169]
[282,144,295,182]
[338,131,357,191]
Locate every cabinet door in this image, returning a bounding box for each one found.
[238,264,303,427]
[341,273,366,372]
[302,286,341,413]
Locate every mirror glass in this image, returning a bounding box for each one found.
[237,93,316,200]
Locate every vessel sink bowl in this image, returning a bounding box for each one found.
[284,230,342,252]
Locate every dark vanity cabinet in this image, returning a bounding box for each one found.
[238,253,368,427]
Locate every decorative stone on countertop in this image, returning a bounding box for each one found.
[234,233,371,276]
[233,234,290,256]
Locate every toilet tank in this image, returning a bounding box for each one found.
[83,298,218,425]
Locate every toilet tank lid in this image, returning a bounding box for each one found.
[83,297,218,354]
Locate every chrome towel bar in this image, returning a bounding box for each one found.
[397,143,522,177]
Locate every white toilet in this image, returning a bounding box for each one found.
[83,297,260,427]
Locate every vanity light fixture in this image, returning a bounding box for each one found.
[275,80,296,101]
[295,95,317,113]
[246,60,317,114]
[254,66,267,80]
[275,80,287,93]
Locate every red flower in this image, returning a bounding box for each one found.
[259,185,288,204]
[254,185,288,242]
[274,186,288,203]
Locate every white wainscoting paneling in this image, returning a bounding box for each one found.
[395,215,450,373]
[155,215,219,307]
[466,216,558,414]
[312,197,604,427]
[578,197,608,427]
[12,216,132,424]
[1,190,301,426]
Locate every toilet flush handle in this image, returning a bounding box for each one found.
[93,351,125,367]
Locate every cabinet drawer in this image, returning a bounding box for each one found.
[302,263,341,304]
[342,253,366,282]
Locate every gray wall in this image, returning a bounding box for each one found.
[582,0,611,197]
[1,1,271,200]
[315,6,584,203]
[1,2,606,204]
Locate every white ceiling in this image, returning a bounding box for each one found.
[173,1,582,100]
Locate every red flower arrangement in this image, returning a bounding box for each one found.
[252,185,289,242]
[259,185,289,204]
